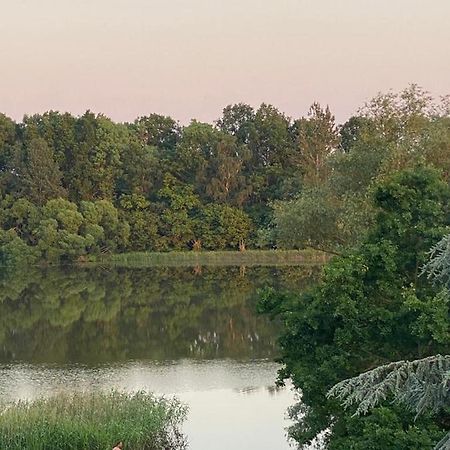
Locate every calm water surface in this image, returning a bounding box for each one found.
[0,265,320,449]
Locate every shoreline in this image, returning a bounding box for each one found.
[90,249,330,268]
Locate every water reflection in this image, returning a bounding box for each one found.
[0,360,297,450]
[0,265,320,450]
[0,360,285,401]
[0,265,320,364]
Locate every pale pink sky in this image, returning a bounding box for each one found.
[1,0,449,124]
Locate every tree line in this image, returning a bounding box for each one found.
[1,84,450,265]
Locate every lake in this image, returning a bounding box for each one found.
[0,265,321,449]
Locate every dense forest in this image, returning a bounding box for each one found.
[1,85,449,266]
[260,166,450,448]
[252,86,450,448]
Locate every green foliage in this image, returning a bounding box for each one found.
[273,85,450,255]
[17,137,67,205]
[260,166,450,448]
[1,85,450,263]
[119,195,158,251]
[274,187,344,253]
[0,229,37,267]
[157,176,201,249]
[326,224,450,449]
[117,141,159,196]
[0,391,187,450]
[274,187,371,254]
[328,406,446,450]
[291,103,339,187]
[0,196,130,263]
[371,167,450,272]
[134,113,181,151]
[197,204,252,250]
[217,103,256,145]
[0,196,40,242]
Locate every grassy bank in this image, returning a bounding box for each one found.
[0,391,187,450]
[93,249,329,268]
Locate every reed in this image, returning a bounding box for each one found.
[0,391,187,450]
[93,249,328,268]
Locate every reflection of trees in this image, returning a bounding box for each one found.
[0,265,321,364]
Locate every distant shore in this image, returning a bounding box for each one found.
[90,249,330,268]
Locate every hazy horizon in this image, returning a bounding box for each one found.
[1,0,450,124]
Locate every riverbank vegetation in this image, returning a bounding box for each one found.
[2,85,450,266]
[259,167,450,448]
[98,249,327,267]
[0,391,187,450]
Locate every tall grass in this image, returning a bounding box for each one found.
[93,249,328,268]
[0,391,187,450]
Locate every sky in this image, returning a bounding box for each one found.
[1,0,450,125]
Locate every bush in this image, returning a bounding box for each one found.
[0,229,37,267]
